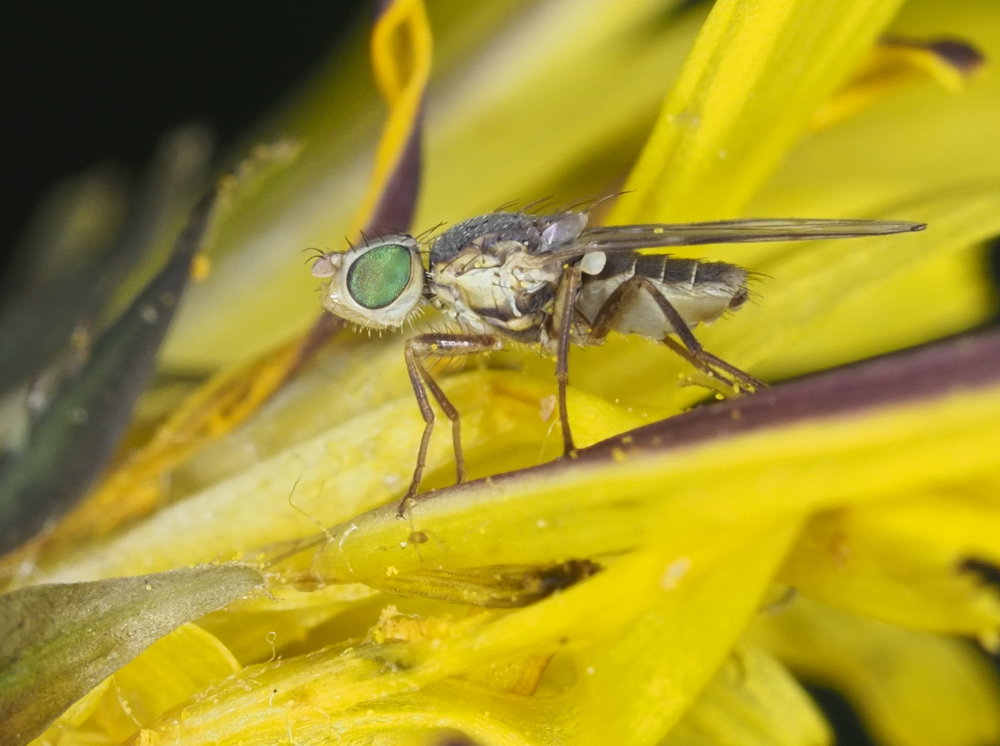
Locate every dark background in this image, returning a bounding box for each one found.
[0,2,365,264]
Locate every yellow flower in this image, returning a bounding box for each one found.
[4,0,1000,744]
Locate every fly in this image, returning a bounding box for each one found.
[310,207,925,513]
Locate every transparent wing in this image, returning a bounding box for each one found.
[552,218,925,259]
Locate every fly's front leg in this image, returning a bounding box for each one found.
[400,333,501,516]
[552,262,583,456]
[589,276,765,394]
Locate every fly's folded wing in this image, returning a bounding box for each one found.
[553,218,925,259]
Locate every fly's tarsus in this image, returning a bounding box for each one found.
[660,337,765,395]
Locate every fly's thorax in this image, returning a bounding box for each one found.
[576,254,750,339]
[429,239,562,341]
[420,209,592,340]
[429,209,589,264]
[430,212,542,264]
[310,234,424,329]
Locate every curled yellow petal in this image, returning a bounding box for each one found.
[811,37,985,130]
[350,0,432,235]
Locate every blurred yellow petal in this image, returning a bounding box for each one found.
[751,596,1000,746]
[755,246,997,378]
[419,0,701,222]
[716,186,1000,380]
[665,645,831,746]
[613,0,907,223]
[752,0,1000,220]
[31,368,636,582]
[16,335,305,571]
[780,488,1000,635]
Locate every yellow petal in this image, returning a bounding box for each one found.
[754,248,996,378]
[9,335,306,574]
[132,528,798,743]
[418,0,702,224]
[197,582,378,664]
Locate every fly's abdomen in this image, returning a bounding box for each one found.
[576,254,749,340]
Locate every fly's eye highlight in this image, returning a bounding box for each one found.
[347,242,414,309]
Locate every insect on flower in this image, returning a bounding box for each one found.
[310,205,925,514]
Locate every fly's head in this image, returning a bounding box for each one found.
[310,234,424,329]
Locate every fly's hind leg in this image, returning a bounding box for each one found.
[400,333,502,516]
[589,276,765,394]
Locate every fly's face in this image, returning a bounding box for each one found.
[311,235,424,329]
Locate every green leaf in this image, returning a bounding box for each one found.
[0,563,264,745]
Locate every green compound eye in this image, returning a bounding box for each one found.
[346,243,414,309]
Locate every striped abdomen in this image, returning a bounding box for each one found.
[574,253,749,342]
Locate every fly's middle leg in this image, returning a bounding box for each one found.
[588,275,765,394]
[400,333,502,516]
[552,262,584,456]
